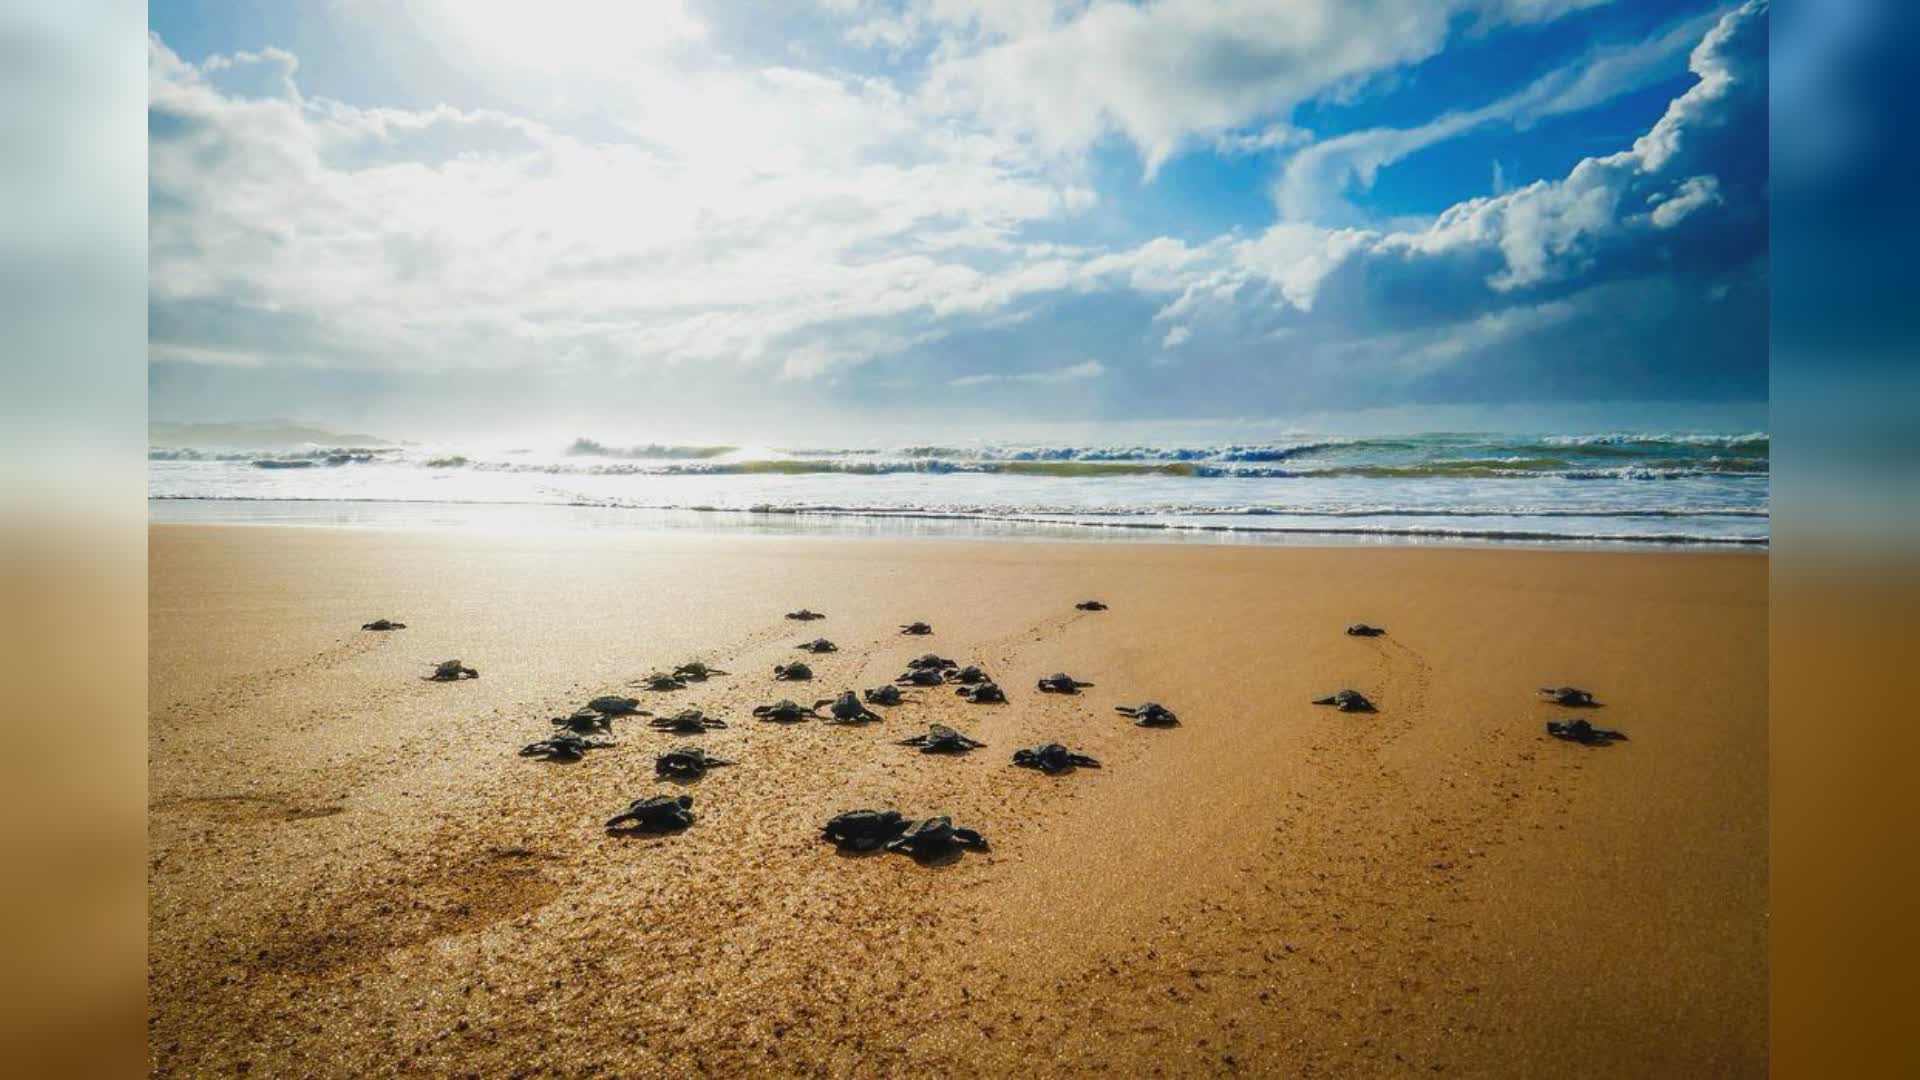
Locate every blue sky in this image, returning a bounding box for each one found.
[147,1,1768,439]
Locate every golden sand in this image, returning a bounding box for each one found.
[148,525,1766,1076]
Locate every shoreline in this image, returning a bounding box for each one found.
[150,525,1767,1075]
[148,496,1771,550]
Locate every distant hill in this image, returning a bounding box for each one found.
[149,420,393,449]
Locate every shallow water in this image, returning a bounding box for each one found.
[148,432,1769,547]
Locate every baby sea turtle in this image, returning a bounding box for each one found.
[672,661,729,681]
[1012,743,1100,773]
[795,638,838,654]
[552,709,617,735]
[1312,689,1376,712]
[821,809,910,852]
[519,733,615,762]
[896,668,948,687]
[955,681,1007,704]
[649,708,727,732]
[1346,623,1386,637]
[773,662,814,681]
[862,685,907,706]
[897,723,984,753]
[604,794,695,834]
[1545,718,1628,745]
[361,618,406,631]
[1075,600,1108,611]
[1115,702,1178,726]
[785,609,826,621]
[899,622,933,635]
[1036,672,1093,694]
[587,695,647,716]
[638,672,688,692]
[424,660,478,682]
[1539,686,1598,707]
[905,653,958,671]
[945,665,991,685]
[654,745,735,778]
[753,699,820,722]
[815,690,881,724]
[887,816,987,858]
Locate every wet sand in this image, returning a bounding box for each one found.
[148,525,1767,1076]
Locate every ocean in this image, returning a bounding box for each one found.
[147,432,1770,547]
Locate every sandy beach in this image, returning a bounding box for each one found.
[148,525,1767,1076]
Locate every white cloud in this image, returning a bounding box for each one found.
[1272,9,1720,222]
[1648,175,1723,228]
[148,32,1100,378]
[949,360,1106,386]
[148,1,1766,416]
[901,0,1617,175]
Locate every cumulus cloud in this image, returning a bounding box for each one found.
[148,31,1099,379]
[1272,8,1724,222]
[897,0,1614,174]
[148,1,1767,422]
[1174,0,1768,321]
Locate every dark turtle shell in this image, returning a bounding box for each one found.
[1312,689,1375,712]
[1116,702,1178,726]
[605,794,694,832]
[822,809,909,851]
[587,695,645,715]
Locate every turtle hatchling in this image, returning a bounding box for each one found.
[1539,686,1598,707]
[1075,600,1108,611]
[1115,702,1179,726]
[1545,718,1628,745]
[795,638,838,654]
[637,672,688,692]
[753,699,820,723]
[945,665,991,685]
[1312,689,1376,712]
[899,622,933,635]
[904,653,957,671]
[649,708,727,733]
[862,685,907,706]
[672,661,728,681]
[519,733,614,762]
[1346,623,1387,637]
[896,723,984,754]
[815,690,881,724]
[1036,672,1093,694]
[587,695,647,716]
[773,662,814,681]
[424,659,478,682]
[785,608,826,621]
[955,681,1007,704]
[886,816,987,858]
[604,794,695,834]
[821,809,910,852]
[552,708,616,735]
[1012,743,1100,773]
[361,618,406,631]
[895,667,947,687]
[654,745,735,779]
